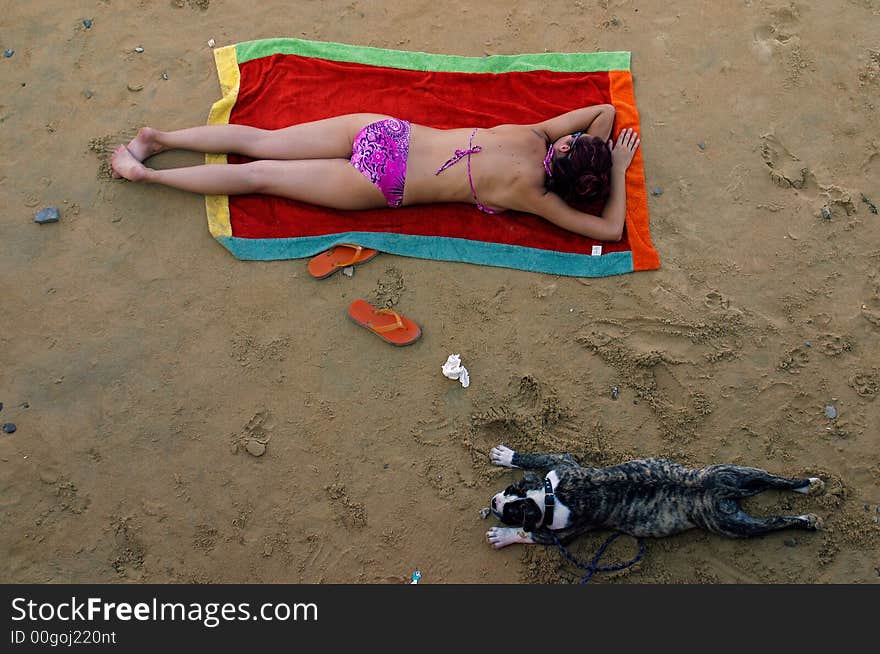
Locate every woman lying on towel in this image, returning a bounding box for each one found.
[110,104,639,242]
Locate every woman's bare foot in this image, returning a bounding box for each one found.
[111,127,161,179]
[121,127,165,166]
[110,145,149,182]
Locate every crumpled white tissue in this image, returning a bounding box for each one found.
[442,354,470,388]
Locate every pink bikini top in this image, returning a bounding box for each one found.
[435,129,556,214]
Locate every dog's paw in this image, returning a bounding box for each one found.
[802,513,824,530]
[805,478,825,496]
[486,526,532,549]
[490,445,518,468]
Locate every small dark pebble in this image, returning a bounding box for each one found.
[804,341,811,347]
[697,142,706,151]
[4,49,13,58]
[611,385,619,400]
[2,423,16,434]
[821,206,832,220]
[0,402,3,412]
[82,18,92,28]
[383,463,389,470]
[651,186,663,196]
[34,207,60,224]
[783,538,798,547]
[20,402,29,408]
[161,72,169,80]
[862,194,878,215]
[824,405,838,420]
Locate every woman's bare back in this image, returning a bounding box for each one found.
[403,123,548,210]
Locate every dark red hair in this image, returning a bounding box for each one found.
[547,135,612,204]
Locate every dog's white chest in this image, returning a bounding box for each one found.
[546,470,571,529]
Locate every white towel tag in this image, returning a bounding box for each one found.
[591,245,603,256]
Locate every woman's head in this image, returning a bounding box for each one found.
[547,133,612,204]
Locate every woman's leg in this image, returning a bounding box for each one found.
[124,113,391,162]
[111,146,387,210]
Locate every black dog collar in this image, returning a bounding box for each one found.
[543,477,556,527]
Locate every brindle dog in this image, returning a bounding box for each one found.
[486,445,824,549]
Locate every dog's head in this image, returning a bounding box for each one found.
[490,472,544,531]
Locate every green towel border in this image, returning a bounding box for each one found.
[235,37,631,74]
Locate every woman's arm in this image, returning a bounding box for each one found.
[514,128,640,241]
[532,104,616,142]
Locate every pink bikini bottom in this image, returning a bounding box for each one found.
[350,118,410,208]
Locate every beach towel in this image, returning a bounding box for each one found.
[206,38,659,277]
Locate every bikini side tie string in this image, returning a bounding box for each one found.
[435,144,482,174]
[434,129,501,214]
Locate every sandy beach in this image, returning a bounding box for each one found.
[1,0,878,584]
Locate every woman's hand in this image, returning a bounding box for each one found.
[608,128,640,171]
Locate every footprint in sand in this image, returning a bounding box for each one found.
[815,185,857,220]
[325,483,367,528]
[818,333,853,357]
[470,375,575,445]
[849,372,879,398]
[753,22,796,48]
[778,345,810,374]
[760,133,812,189]
[752,5,799,63]
[704,290,730,311]
[411,414,455,446]
[752,5,813,87]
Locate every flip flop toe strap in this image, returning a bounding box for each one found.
[333,244,365,268]
[367,308,406,333]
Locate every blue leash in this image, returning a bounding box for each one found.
[550,531,646,584]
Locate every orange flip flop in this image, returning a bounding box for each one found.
[307,244,379,279]
[347,299,421,347]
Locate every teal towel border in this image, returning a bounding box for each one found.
[217,234,634,278]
